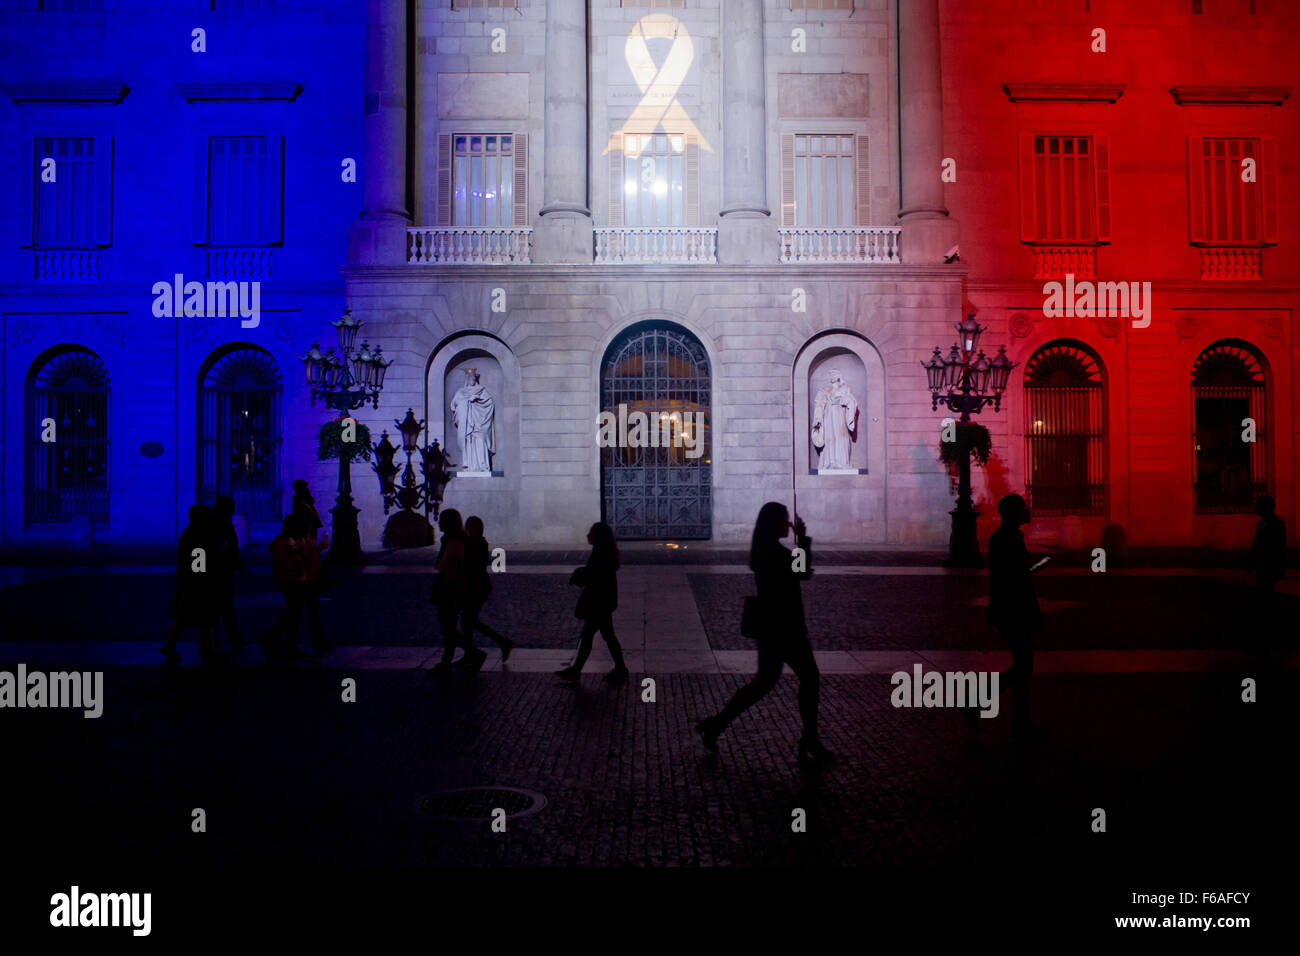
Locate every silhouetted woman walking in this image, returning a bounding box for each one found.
[430,509,482,677]
[161,504,220,664]
[462,515,514,663]
[696,502,834,767]
[556,522,629,684]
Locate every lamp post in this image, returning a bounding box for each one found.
[301,307,393,565]
[921,311,1017,567]
[371,409,457,547]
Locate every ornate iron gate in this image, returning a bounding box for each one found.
[600,323,711,539]
[1024,342,1104,515]
[28,349,110,524]
[199,348,283,521]
[1191,341,1266,512]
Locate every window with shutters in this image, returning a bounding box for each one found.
[436,130,528,227]
[31,137,111,249]
[792,135,855,226]
[621,133,688,227]
[454,134,515,227]
[201,135,280,247]
[780,133,871,227]
[1187,136,1277,245]
[196,134,283,246]
[1018,134,1108,243]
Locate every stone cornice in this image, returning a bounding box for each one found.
[176,82,303,102]
[1002,83,1125,104]
[1169,86,1292,106]
[3,82,129,104]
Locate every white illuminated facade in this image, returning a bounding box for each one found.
[346,0,962,546]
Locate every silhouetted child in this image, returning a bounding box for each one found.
[161,504,220,664]
[696,503,833,767]
[556,522,629,684]
[462,516,514,663]
[261,513,324,660]
[984,493,1044,744]
[211,495,248,653]
[430,509,480,677]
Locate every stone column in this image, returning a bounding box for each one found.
[898,0,957,264]
[717,0,775,264]
[348,0,409,265]
[533,0,593,263]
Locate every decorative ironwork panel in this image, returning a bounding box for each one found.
[200,348,283,521]
[1191,342,1266,512]
[29,349,110,524]
[1024,342,1104,516]
[600,323,711,539]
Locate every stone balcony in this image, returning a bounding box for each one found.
[407,227,534,264]
[594,227,718,264]
[778,227,902,264]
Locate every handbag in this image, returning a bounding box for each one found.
[740,596,763,639]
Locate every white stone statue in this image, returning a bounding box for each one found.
[450,368,496,474]
[812,369,859,471]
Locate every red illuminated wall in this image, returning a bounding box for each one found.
[939,0,1299,547]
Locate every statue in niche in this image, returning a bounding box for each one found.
[812,369,859,471]
[450,368,496,474]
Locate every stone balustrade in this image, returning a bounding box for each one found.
[594,227,718,264]
[407,227,533,264]
[778,227,902,264]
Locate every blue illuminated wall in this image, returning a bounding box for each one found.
[0,1,365,545]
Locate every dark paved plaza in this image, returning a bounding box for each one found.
[1,552,1294,938]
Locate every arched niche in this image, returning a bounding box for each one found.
[792,331,887,542]
[426,334,519,483]
[806,348,869,473]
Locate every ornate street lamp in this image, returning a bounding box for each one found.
[371,408,456,546]
[921,311,1019,567]
[301,306,389,565]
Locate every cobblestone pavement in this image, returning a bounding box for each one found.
[7,665,1292,873]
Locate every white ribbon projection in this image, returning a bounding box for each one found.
[606,14,711,154]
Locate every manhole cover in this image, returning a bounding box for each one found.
[417,786,546,821]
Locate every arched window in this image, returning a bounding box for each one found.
[1024,341,1104,515]
[199,346,282,521]
[27,348,110,524]
[1192,341,1266,512]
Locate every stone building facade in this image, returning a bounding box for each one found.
[347,0,964,548]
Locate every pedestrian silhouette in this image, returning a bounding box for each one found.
[291,479,324,543]
[979,493,1045,745]
[429,508,482,677]
[211,495,248,653]
[260,512,325,660]
[1247,494,1287,652]
[462,516,514,663]
[556,522,629,684]
[161,504,220,665]
[695,503,834,767]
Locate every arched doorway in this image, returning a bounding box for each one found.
[197,345,283,521]
[600,321,711,539]
[26,347,111,525]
